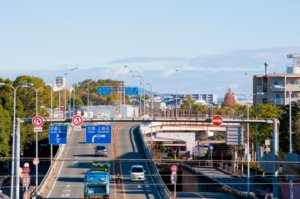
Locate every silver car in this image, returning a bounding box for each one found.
[95,145,108,157]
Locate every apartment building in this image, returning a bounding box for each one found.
[170,93,217,105]
[253,54,300,106]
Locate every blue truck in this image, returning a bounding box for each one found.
[84,170,110,199]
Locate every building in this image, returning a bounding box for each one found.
[253,54,300,106]
[169,93,217,105]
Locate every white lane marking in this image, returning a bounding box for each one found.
[47,131,73,198]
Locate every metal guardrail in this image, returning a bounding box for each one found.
[180,163,255,199]
[138,125,173,199]
[35,126,72,198]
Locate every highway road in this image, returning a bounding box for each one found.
[46,123,160,199]
[111,123,159,199]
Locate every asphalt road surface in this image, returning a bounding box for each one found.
[46,123,160,199]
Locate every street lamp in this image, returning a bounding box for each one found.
[30,86,40,195]
[274,85,299,153]
[145,82,153,118]
[146,82,154,154]
[65,67,79,117]
[46,82,55,164]
[175,69,178,119]
[0,82,33,199]
[21,84,39,194]
[234,93,251,196]
[274,85,299,199]
[130,70,145,117]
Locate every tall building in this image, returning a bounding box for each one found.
[253,54,300,106]
[171,93,217,104]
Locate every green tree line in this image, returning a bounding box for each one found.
[0,76,123,160]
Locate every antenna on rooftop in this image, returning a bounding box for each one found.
[264,62,268,74]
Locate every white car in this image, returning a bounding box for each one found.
[129,165,145,181]
[95,145,108,157]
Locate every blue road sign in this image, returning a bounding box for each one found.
[125,87,139,95]
[86,125,111,144]
[97,87,111,95]
[49,126,67,144]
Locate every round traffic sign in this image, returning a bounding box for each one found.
[259,152,280,173]
[32,116,44,127]
[72,115,83,126]
[22,166,31,174]
[284,153,300,173]
[212,115,223,126]
[170,164,178,172]
[33,158,39,166]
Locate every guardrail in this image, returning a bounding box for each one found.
[138,124,173,199]
[34,126,72,198]
[180,163,255,199]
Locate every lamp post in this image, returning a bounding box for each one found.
[274,85,299,199]
[145,83,153,118]
[23,85,39,195]
[234,93,251,195]
[66,67,79,117]
[47,82,54,164]
[146,82,153,154]
[130,70,144,117]
[0,82,35,199]
[274,85,299,153]
[175,69,178,119]
[31,87,39,195]
[123,66,128,118]
[85,81,90,116]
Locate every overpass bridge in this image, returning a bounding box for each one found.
[8,117,278,199]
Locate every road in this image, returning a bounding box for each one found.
[46,123,160,199]
[111,123,159,199]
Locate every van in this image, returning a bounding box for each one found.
[129,165,145,181]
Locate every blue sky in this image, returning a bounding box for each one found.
[1,1,300,97]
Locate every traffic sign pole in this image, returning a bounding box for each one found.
[32,115,44,198]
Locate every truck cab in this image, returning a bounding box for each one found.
[84,171,110,199]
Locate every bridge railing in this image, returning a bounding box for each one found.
[138,124,173,199]
[36,126,72,198]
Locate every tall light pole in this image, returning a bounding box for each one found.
[274,85,299,153]
[145,83,153,118]
[123,66,128,118]
[64,67,79,117]
[24,85,39,195]
[0,82,34,199]
[31,87,39,195]
[234,93,251,196]
[130,70,144,117]
[274,85,299,199]
[146,82,153,154]
[175,69,178,119]
[69,67,79,116]
[47,82,54,164]
[85,81,90,117]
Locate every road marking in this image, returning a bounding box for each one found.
[116,123,127,199]
[46,130,74,198]
[111,125,117,199]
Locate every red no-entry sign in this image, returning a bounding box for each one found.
[32,116,44,127]
[72,115,83,126]
[212,115,223,126]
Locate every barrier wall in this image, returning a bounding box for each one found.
[139,124,173,199]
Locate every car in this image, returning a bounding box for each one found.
[95,145,108,157]
[129,165,145,181]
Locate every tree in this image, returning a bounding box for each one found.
[0,105,12,161]
[252,104,283,146]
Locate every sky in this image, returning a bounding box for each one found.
[1,1,300,98]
